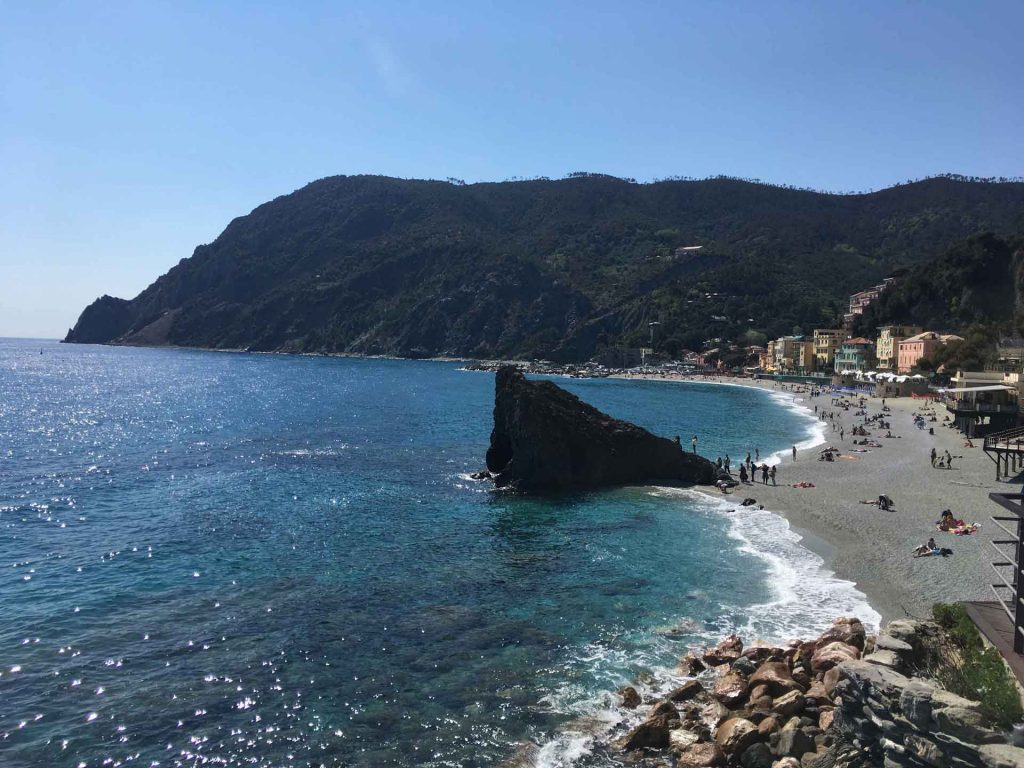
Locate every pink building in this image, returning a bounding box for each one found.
[897,332,941,373]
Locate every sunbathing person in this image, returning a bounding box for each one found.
[913,538,940,557]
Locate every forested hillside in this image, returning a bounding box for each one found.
[854,233,1024,336]
[65,174,1024,361]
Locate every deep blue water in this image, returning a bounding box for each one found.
[0,340,870,767]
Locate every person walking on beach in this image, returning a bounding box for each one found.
[755,448,760,462]
[761,464,769,484]
[792,445,797,461]
[840,427,845,441]
[724,454,731,473]
[930,447,937,467]
[770,465,777,486]
[691,435,698,454]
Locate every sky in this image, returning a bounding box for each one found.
[2,1,1023,339]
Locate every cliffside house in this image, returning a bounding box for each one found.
[842,277,898,332]
[813,329,847,370]
[834,337,876,373]
[876,324,922,371]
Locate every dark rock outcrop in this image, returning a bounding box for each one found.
[485,367,716,491]
[64,295,134,344]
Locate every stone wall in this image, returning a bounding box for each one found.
[828,620,1023,768]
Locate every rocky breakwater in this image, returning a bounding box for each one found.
[482,366,716,491]
[610,617,1024,767]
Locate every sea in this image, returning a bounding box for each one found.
[0,338,878,768]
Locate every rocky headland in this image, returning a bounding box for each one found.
[592,617,1024,768]
[481,367,717,491]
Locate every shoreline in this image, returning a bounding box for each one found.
[623,372,997,623]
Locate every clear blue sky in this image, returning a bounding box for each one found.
[2,1,1022,338]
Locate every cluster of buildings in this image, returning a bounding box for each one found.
[758,325,964,375]
[843,277,898,332]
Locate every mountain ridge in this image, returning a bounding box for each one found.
[65,174,1024,360]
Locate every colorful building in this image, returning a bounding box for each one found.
[772,336,815,373]
[876,324,922,371]
[842,277,898,332]
[834,337,876,372]
[896,332,941,373]
[813,329,847,370]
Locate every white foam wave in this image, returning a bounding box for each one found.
[525,487,880,768]
[761,389,828,466]
[686,489,880,638]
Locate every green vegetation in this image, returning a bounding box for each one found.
[931,603,1023,729]
[856,234,1024,374]
[65,174,1024,361]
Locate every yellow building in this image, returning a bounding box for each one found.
[813,329,846,370]
[773,336,816,373]
[876,324,922,371]
[761,341,776,372]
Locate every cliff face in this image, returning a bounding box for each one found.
[485,367,716,491]
[64,296,134,344]
[64,174,1024,360]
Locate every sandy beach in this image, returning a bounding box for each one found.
[628,374,1002,623]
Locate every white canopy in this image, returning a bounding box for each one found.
[936,385,1015,393]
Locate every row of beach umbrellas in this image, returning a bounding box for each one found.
[836,370,926,382]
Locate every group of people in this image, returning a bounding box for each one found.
[930,447,958,469]
[738,461,776,486]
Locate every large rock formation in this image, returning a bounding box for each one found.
[484,367,716,491]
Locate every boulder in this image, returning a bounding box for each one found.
[743,644,785,664]
[862,649,902,670]
[669,679,705,703]
[775,721,816,758]
[485,367,717,490]
[821,666,841,696]
[712,673,749,708]
[873,633,913,655]
[815,617,866,651]
[810,642,859,672]
[818,709,834,731]
[740,742,775,768]
[614,700,679,750]
[733,656,758,677]
[773,759,801,768]
[680,653,707,676]
[757,716,780,737]
[668,728,701,753]
[702,699,731,727]
[704,635,744,666]
[748,662,801,696]
[980,743,1024,768]
[716,717,759,755]
[803,682,829,704]
[771,691,804,718]
[676,742,726,767]
[619,685,641,709]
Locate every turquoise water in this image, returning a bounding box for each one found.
[0,340,871,767]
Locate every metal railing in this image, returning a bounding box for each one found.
[983,426,1024,480]
[989,493,1024,653]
